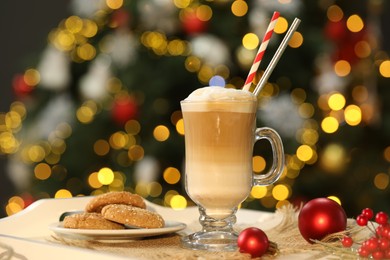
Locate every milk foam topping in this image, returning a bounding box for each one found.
[185,86,256,102]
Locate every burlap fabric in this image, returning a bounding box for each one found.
[50,205,368,259]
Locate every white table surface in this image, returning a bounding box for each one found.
[0,196,317,259]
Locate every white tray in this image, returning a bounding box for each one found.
[0,196,278,259]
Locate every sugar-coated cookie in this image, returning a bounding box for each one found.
[63,212,125,230]
[85,191,146,213]
[101,204,165,229]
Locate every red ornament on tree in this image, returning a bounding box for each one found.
[324,18,368,64]
[112,95,138,126]
[111,8,131,28]
[182,10,207,35]
[237,227,269,258]
[298,198,347,243]
[13,74,33,98]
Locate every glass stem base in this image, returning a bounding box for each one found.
[181,230,239,251]
[181,206,238,251]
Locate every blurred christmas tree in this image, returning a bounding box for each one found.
[0,0,389,217]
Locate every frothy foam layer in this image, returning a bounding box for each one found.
[185,86,256,102]
[182,87,257,113]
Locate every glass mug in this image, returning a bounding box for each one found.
[180,97,284,251]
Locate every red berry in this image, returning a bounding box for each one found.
[357,214,369,226]
[362,208,374,220]
[378,238,390,250]
[376,212,389,225]
[341,236,353,247]
[361,240,369,250]
[366,237,380,252]
[383,226,390,239]
[377,225,385,237]
[385,249,390,258]
[372,250,384,259]
[358,246,370,257]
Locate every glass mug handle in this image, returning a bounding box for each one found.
[253,127,285,186]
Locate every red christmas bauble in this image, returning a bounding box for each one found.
[111,8,130,28]
[182,11,207,35]
[324,20,346,43]
[13,74,33,97]
[237,227,269,258]
[112,96,138,125]
[298,198,347,243]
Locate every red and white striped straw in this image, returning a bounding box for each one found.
[242,11,280,92]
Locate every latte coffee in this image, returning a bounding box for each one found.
[180,86,284,251]
[181,87,257,219]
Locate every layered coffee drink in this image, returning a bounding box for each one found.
[181,86,284,251]
[181,87,257,219]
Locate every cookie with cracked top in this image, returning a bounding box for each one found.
[63,212,125,230]
[101,204,165,229]
[85,191,146,213]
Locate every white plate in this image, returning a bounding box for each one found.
[49,221,186,240]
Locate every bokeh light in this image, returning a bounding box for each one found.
[334,60,351,77]
[65,16,83,34]
[327,5,343,22]
[94,139,110,156]
[170,195,187,210]
[128,145,144,161]
[167,39,187,56]
[355,41,371,58]
[147,182,162,197]
[327,196,341,205]
[176,118,185,135]
[24,69,40,86]
[81,20,98,38]
[153,125,170,142]
[109,131,129,149]
[379,60,390,77]
[320,144,346,173]
[374,173,389,190]
[106,0,123,10]
[298,103,315,118]
[34,163,52,180]
[272,184,290,201]
[231,0,248,17]
[209,75,226,87]
[88,172,103,189]
[173,0,191,9]
[77,43,96,61]
[328,93,346,111]
[321,116,339,133]
[296,145,314,162]
[98,167,115,185]
[253,156,266,173]
[346,14,364,33]
[163,167,181,184]
[125,120,141,135]
[299,128,319,146]
[185,56,202,72]
[384,146,390,162]
[55,189,72,198]
[274,17,288,34]
[196,5,212,21]
[344,105,362,126]
[250,186,267,199]
[289,32,303,48]
[6,196,25,216]
[242,33,259,50]
[76,106,94,124]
